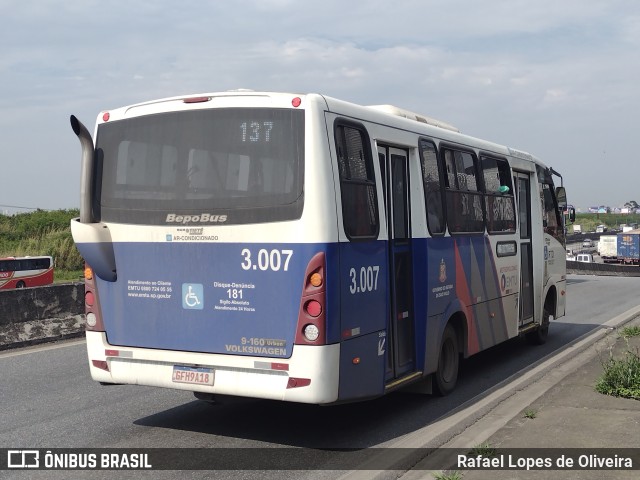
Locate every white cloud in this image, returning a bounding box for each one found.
[0,0,640,209]
[542,88,569,105]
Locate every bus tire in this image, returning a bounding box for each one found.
[526,306,551,345]
[16,281,26,288]
[434,324,459,396]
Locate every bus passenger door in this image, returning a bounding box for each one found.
[515,172,534,325]
[378,145,415,380]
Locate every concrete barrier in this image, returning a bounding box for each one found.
[567,260,640,276]
[1,262,638,351]
[0,283,85,350]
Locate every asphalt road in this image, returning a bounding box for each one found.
[2,274,640,479]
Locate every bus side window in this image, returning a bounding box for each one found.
[419,139,445,235]
[334,122,379,240]
[481,156,516,234]
[442,147,484,233]
[444,150,456,189]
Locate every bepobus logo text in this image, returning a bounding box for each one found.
[165,213,227,224]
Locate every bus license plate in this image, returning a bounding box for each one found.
[172,366,214,386]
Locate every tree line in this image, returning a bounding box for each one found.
[0,209,83,272]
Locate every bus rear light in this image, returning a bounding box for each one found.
[303,324,320,342]
[292,97,302,108]
[287,377,311,389]
[183,96,211,104]
[309,272,323,288]
[86,312,97,327]
[83,262,105,332]
[305,300,322,317]
[92,360,109,371]
[85,291,95,307]
[295,252,327,345]
[271,363,289,371]
[105,349,119,357]
[102,112,110,122]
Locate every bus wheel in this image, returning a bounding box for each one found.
[434,324,459,396]
[16,281,26,288]
[526,306,551,345]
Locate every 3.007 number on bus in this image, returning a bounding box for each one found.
[241,248,293,272]
[349,266,380,294]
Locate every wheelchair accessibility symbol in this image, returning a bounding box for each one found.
[182,283,204,310]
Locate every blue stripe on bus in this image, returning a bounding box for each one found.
[81,233,512,397]
[86,242,341,357]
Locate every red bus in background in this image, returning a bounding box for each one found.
[0,256,54,289]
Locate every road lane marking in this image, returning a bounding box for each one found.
[0,338,86,359]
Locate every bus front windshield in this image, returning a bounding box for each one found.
[95,108,305,225]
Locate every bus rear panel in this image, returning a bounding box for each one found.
[74,94,353,403]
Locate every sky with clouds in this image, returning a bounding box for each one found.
[1,0,638,213]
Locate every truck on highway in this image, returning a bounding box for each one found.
[598,235,618,262]
[573,224,582,234]
[617,230,640,265]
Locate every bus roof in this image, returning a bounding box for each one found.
[366,104,460,132]
[97,90,547,172]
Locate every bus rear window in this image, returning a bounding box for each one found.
[96,108,304,225]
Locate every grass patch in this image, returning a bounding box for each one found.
[595,343,640,400]
[620,326,640,339]
[469,442,497,457]
[569,212,640,233]
[523,408,538,419]
[54,269,84,284]
[433,471,463,480]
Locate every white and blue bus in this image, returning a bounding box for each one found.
[70,91,569,404]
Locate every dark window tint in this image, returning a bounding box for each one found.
[419,140,445,235]
[481,156,516,234]
[518,177,531,239]
[443,148,484,233]
[0,257,50,272]
[0,260,13,272]
[96,108,304,225]
[34,257,51,269]
[335,123,379,239]
[391,154,409,240]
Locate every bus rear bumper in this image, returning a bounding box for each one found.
[85,331,340,404]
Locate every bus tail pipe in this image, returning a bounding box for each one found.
[70,115,95,223]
